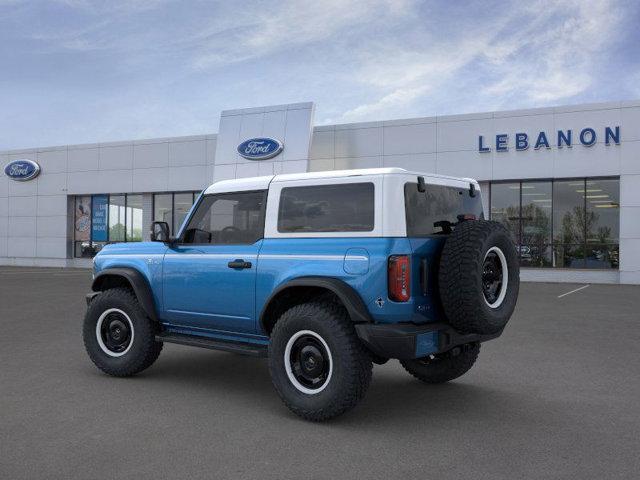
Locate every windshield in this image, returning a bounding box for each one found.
[404,181,483,236]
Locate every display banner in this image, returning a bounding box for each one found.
[75,196,91,242]
[91,195,108,242]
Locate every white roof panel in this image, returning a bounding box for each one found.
[202,168,478,194]
[272,168,407,183]
[204,175,274,194]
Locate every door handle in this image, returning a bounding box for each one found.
[228,259,252,269]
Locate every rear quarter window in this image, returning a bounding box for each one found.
[278,182,374,233]
[405,182,483,236]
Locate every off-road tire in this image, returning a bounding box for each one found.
[400,343,480,384]
[83,288,162,377]
[268,300,373,421]
[439,220,519,334]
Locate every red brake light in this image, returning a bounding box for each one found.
[388,255,410,302]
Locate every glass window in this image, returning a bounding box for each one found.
[404,182,483,236]
[154,193,172,231]
[520,181,552,267]
[108,195,126,242]
[585,179,619,244]
[74,192,149,258]
[183,191,266,244]
[278,183,374,233]
[585,179,619,269]
[174,193,194,234]
[126,194,143,242]
[553,180,586,246]
[553,180,587,268]
[490,183,520,243]
[552,244,585,269]
[584,244,619,269]
[489,178,620,270]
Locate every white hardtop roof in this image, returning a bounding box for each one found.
[203,168,477,194]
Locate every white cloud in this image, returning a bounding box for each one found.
[339,85,429,121]
[334,0,625,122]
[0,0,634,149]
[191,0,414,69]
[482,0,621,105]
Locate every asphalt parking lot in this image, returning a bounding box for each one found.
[1,267,639,480]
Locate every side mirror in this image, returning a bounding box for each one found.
[150,221,170,242]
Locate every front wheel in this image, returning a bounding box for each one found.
[268,300,372,421]
[400,343,480,384]
[83,288,163,377]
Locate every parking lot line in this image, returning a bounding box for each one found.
[557,284,590,298]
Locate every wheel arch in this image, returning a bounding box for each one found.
[259,276,371,335]
[92,268,158,322]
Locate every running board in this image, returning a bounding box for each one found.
[156,332,268,357]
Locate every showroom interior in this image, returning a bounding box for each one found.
[1,100,639,284]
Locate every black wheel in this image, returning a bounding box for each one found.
[439,220,519,334]
[83,288,162,377]
[268,300,373,421]
[400,343,480,384]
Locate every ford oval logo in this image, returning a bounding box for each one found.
[4,159,41,181]
[237,137,283,160]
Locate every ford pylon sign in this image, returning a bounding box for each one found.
[4,159,41,181]
[237,138,283,160]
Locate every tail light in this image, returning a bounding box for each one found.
[388,255,410,302]
[457,214,477,222]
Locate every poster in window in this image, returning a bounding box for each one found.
[75,196,91,241]
[91,195,108,242]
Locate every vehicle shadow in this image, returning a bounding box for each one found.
[124,347,534,428]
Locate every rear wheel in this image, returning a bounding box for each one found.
[400,343,480,384]
[83,288,162,377]
[268,300,372,421]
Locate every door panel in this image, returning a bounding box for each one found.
[161,189,268,334]
[162,242,262,333]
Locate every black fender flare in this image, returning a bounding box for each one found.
[91,267,158,322]
[259,276,372,333]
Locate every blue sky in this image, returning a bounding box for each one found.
[1,0,639,150]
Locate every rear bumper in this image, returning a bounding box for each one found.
[354,322,502,360]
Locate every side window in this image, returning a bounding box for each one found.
[182,191,266,245]
[278,182,374,233]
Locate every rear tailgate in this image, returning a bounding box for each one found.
[403,178,484,321]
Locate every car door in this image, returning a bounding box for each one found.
[162,190,267,334]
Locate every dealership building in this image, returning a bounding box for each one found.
[1,100,639,284]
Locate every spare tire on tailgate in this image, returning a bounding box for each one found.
[438,220,519,334]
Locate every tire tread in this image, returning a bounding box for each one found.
[438,220,519,334]
[83,287,162,377]
[268,299,372,421]
[400,343,480,384]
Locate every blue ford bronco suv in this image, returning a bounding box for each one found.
[83,168,519,421]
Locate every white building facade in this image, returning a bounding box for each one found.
[1,100,639,284]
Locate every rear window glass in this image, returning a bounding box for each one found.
[405,182,483,236]
[278,183,374,233]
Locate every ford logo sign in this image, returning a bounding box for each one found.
[4,159,41,181]
[237,137,283,160]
